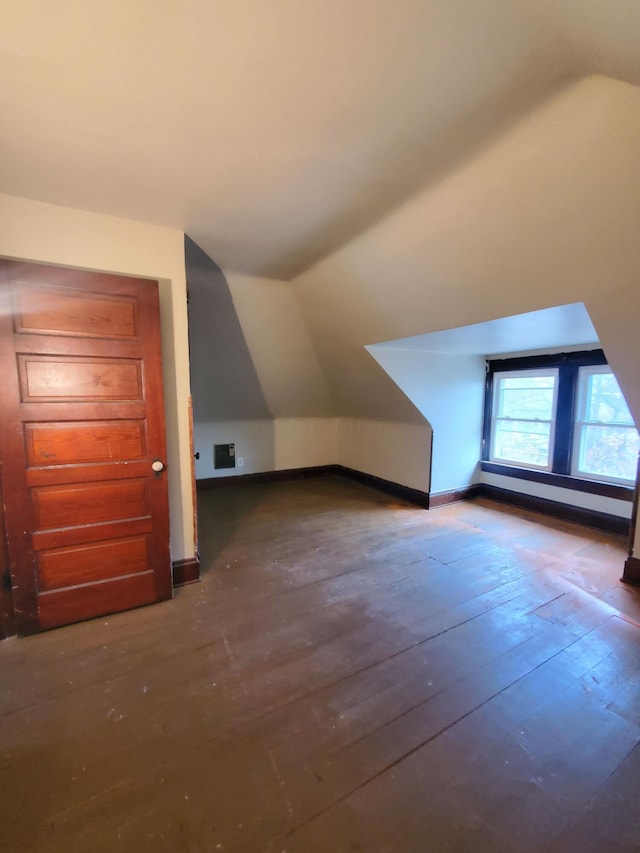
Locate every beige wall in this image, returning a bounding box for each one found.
[194,419,275,479]
[293,77,640,372]
[0,193,195,562]
[191,270,341,479]
[290,75,640,521]
[338,418,431,492]
[367,348,484,494]
[275,418,339,471]
[226,272,336,417]
[194,417,339,477]
[224,273,429,487]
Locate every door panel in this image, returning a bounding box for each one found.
[25,421,146,465]
[0,260,172,634]
[33,517,153,552]
[18,355,143,401]
[32,479,149,529]
[13,285,137,337]
[37,536,150,590]
[37,573,157,631]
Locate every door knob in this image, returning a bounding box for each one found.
[151,460,165,473]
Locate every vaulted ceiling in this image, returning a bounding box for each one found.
[2,0,639,281]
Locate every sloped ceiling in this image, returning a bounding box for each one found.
[2,1,640,426]
[293,72,640,415]
[1,0,639,282]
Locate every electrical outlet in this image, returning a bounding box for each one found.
[237,456,244,468]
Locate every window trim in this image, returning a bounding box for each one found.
[481,349,635,502]
[571,364,640,486]
[489,367,559,472]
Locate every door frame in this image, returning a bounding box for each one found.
[0,464,16,638]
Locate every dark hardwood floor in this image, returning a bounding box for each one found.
[1,475,639,851]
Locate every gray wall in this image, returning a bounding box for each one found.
[186,235,275,478]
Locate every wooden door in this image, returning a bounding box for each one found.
[0,464,15,638]
[0,260,172,634]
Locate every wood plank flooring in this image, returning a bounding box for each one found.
[1,475,640,851]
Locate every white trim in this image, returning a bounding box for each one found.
[571,365,639,485]
[490,368,559,471]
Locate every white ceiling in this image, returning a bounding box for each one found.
[2,0,640,279]
[368,303,599,357]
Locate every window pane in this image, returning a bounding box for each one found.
[497,376,555,420]
[576,424,640,481]
[585,373,634,425]
[493,419,551,467]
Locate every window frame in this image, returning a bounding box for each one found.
[489,367,559,472]
[571,364,640,486]
[481,349,635,501]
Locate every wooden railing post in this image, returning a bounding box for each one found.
[622,450,640,585]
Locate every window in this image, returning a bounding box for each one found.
[572,365,640,484]
[490,369,558,470]
[482,350,640,490]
